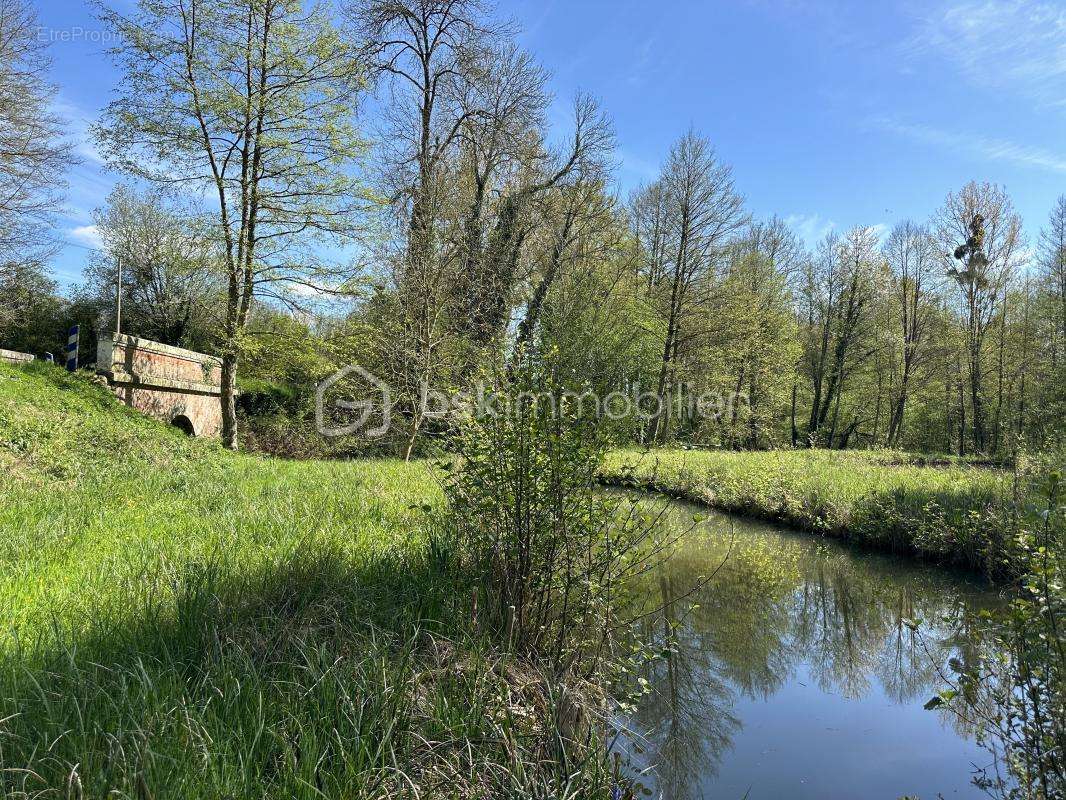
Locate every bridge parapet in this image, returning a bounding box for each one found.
[0,349,34,365]
[96,333,223,438]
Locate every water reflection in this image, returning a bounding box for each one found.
[621,496,1001,800]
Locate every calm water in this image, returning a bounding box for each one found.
[619,495,1004,800]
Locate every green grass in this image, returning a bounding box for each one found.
[600,447,1024,576]
[0,363,608,799]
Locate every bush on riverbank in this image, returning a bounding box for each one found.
[599,448,1026,576]
[934,473,1065,799]
[0,362,616,798]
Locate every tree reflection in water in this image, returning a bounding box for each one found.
[620,498,1001,797]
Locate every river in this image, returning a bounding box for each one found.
[619,494,1004,800]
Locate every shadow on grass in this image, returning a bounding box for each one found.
[0,543,488,799]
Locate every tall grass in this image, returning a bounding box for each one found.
[0,363,614,798]
[600,447,1024,576]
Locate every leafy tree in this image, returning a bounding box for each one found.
[883,221,938,448]
[800,227,883,448]
[79,186,222,349]
[637,130,747,443]
[97,0,370,449]
[0,0,69,259]
[934,182,1024,454]
[1038,196,1066,369]
[0,260,64,354]
[710,220,801,449]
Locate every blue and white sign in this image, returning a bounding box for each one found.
[65,325,79,371]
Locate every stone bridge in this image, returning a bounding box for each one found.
[96,333,223,438]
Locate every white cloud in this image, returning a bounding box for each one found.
[69,224,103,249]
[290,282,328,298]
[871,115,1066,173]
[51,95,105,165]
[901,0,1066,109]
[626,36,658,88]
[784,213,836,248]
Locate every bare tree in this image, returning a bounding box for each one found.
[97,0,368,449]
[645,130,747,443]
[1039,195,1066,369]
[350,0,504,267]
[0,0,69,258]
[351,0,611,457]
[453,42,547,317]
[883,221,938,447]
[514,176,617,351]
[934,182,1023,453]
[630,180,670,290]
[349,0,506,458]
[469,93,613,349]
[802,227,882,447]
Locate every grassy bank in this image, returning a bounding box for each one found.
[600,448,1023,576]
[0,363,608,798]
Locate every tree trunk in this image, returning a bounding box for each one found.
[886,355,913,448]
[790,382,798,448]
[969,354,985,453]
[872,370,883,448]
[991,303,1007,455]
[652,211,688,444]
[221,352,239,450]
[957,372,967,457]
[403,414,421,462]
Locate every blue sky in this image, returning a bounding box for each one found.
[37,0,1066,290]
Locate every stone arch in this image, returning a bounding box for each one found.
[96,334,223,439]
[172,414,196,437]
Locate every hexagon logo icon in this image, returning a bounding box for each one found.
[315,364,392,438]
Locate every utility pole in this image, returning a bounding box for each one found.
[114,255,123,335]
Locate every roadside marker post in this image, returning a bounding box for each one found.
[65,326,80,371]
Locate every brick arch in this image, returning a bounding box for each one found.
[96,334,223,439]
[172,414,196,437]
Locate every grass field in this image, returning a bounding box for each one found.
[0,361,1040,796]
[0,363,606,799]
[600,447,1024,576]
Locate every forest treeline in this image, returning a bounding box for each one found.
[2,0,1064,459]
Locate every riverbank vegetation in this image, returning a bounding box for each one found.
[929,475,1065,799]
[600,448,1027,575]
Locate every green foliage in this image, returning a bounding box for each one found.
[600,447,1024,576]
[538,223,665,423]
[933,470,1065,799]
[443,354,659,668]
[692,244,800,449]
[0,262,66,355]
[0,362,615,798]
[76,185,224,349]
